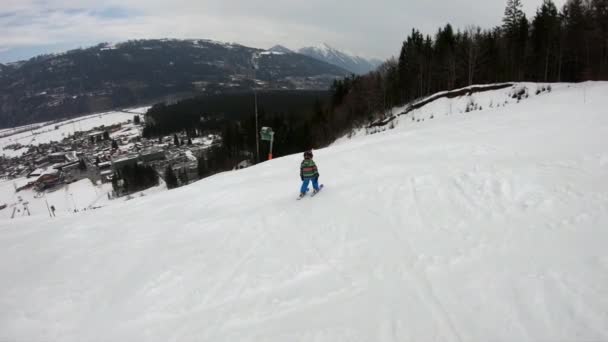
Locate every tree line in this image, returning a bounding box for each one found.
[313,0,607,145]
[112,163,159,195]
[144,90,328,171]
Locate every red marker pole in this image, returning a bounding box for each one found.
[268,134,274,160]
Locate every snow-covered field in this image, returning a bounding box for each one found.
[0,108,148,157]
[0,175,167,220]
[0,83,607,341]
[0,178,113,220]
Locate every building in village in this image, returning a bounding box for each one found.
[88,131,106,144]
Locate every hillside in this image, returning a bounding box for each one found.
[0,39,349,128]
[0,82,607,341]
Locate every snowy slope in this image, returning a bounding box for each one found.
[0,178,113,220]
[340,83,569,140]
[1,83,608,341]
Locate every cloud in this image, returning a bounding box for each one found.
[0,0,569,63]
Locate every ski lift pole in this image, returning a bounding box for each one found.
[45,196,52,218]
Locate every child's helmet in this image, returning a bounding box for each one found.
[303,150,313,158]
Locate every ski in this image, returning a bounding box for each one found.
[297,184,324,200]
[310,184,324,197]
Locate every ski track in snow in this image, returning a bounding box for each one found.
[0,82,608,341]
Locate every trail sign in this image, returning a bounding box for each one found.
[260,127,275,160]
[260,127,274,141]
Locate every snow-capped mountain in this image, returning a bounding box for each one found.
[2,82,608,341]
[267,45,294,54]
[298,43,381,75]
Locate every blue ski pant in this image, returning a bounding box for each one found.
[301,177,320,194]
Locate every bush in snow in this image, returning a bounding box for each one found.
[465,97,478,113]
[536,85,553,95]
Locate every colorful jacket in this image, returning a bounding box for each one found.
[300,159,319,179]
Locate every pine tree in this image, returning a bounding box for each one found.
[133,115,141,124]
[561,0,589,80]
[591,0,608,78]
[436,24,457,90]
[531,0,560,81]
[78,159,87,171]
[503,0,525,33]
[462,26,483,86]
[173,134,179,146]
[164,165,178,189]
[502,0,528,80]
[111,171,119,193]
[197,157,207,178]
[178,168,189,185]
[111,140,119,149]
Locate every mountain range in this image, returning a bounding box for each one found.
[296,43,382,75]
[0,39,350,128]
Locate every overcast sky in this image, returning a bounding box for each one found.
[0,0,566,64]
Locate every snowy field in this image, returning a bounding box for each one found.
[0,176,166,220]
[0,107,148,157]
[0,83,607,341]
[0,178,113,220]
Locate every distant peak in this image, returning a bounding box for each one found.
[298,43,382,75]
[317,42,333,49]
[268,45,294,54]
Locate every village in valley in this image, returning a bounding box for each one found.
[0,109,222,219]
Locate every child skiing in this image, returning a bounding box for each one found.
[299,150,321,198]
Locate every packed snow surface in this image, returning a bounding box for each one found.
[1,83,608,341]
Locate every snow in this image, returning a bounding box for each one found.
[313,42,335,58]
[110,122,142,140]
[0,147,29,158]
[299,43,377,74]
[100,42,117,51]
[260,51,285,55]
[0,178,112,219]
[1,109,147,158]
[184,150,197,161]
[1,82,608,341]
[127,106,150,115]
[338,83,580,141]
